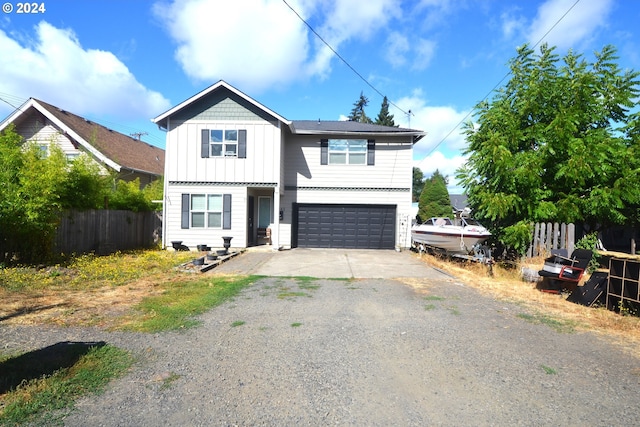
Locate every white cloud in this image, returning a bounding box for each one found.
[500,9,526,39]
[392,89,470,155]
[0,21,169,119]
[527,0,613,49]
[391,88,470,192]
[383,32,436,71]
[384,32,409,68]
[153,0,400,90]
[415,151,467,193]
[412,38,437,71]
[153,0,312,92]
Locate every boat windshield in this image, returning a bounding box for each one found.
[431,217,453,226]
[462,217,483,227]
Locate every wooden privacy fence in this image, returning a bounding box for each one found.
[527,222,575,258]
[54,210,162,255]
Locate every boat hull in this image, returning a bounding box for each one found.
[411,223,491,254]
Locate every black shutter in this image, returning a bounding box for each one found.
[320,139,328,165]
[223,194,232,229]
[367,139,375,165]
[238,129,247,158]
[181,194,190,229]
[201,129,209,158]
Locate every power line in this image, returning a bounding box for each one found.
[281,0,411,118]
[423,0,582,158]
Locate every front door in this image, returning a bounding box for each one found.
[258,196,271,229]
[247,196,255,246]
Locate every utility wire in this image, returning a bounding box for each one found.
[0,92,23,111]
[424,0,581,157]
[281,0,410,118]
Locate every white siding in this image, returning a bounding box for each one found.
[165,184,248,250]
[283,135,413,188]
[17,116,81,157]
[165,120,282,184]
[279,134,414,249]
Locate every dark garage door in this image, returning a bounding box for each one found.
[294,204,396,249]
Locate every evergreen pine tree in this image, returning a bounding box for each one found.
[375,96,396,126]
[348,92,373,123]
[412,167,424,203]
[417,170,452,223]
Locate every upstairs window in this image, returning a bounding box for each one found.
[321,139,374,165]
[328,139,367,165]
[209,130,237,157]
[201,129,246,158]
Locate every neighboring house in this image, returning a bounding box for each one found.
[0,98,165,187]
[410,194,470,223]
[152,81,425,250]
[449,194,470,216]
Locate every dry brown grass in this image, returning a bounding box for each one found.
[409,252,640,357]
[0,277,169,328]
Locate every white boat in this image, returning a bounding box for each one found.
[411,217,491,254]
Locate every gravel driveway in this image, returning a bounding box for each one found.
[2,251,640,426]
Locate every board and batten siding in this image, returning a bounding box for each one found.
[283,135,413,189]
[164,120,282,184]
[165,184,248,249]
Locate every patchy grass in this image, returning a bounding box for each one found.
[118,275,259,332]
[0,250,261,330]
[413,252,640,356]
[0,344,133,426]
[517,312,577,333]
[0,250,195,291]
[0,251,262,424]
[277,290,311,299]
[231,320,246,327]
[159,372,181,390]
[446,305,461,316]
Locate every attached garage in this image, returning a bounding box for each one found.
[293,203,396,249]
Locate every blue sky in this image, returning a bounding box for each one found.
[0,0,637,192]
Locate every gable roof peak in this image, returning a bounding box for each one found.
[152,80,290,129]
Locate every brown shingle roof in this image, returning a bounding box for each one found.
[34,99,164,176]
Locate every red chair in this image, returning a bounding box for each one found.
[538,249,593,292]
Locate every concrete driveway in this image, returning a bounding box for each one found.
[213,248,449,279]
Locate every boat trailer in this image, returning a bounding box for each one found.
[412,241,493,265]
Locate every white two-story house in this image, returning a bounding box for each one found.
[152,81,424,250]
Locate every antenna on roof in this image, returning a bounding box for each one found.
[406,110,414,128]
[130,131,148,140]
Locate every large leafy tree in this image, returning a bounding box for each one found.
[0,127,69,262]
[0,125,164,263]
[59,154,109,209]
[417,170,451,223]
[457,44,640,254]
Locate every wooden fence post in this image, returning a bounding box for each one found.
[567,224,575,255]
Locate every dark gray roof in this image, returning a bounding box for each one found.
[449,194,469,211]
[291,120,424,141]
